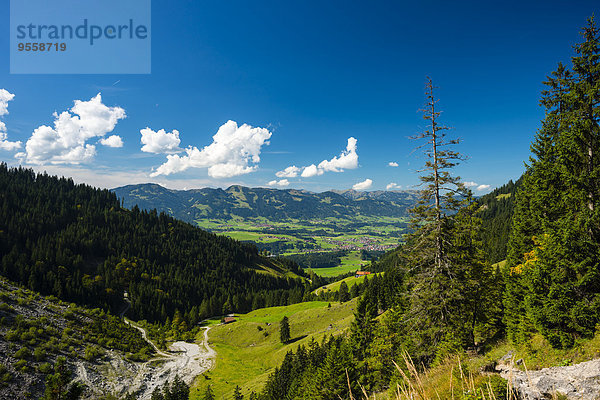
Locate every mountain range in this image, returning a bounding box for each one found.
[111,184,420,223]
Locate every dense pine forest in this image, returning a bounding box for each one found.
[0,164,313,325]
[256,17,600,400]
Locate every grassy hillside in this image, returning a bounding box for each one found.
[313,272,384,295]
[191,299,358,399]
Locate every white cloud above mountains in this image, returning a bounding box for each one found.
[463,181,491,191]
[275,165,300,178]
[140,128,181,154]
[386,182,400,190]
[268,179,290,187]
[353,178,373,190]
[388,161,399,167]
[278,137,359,179]
[17,93,125,164]
[0,89,22,151]
[150,120,272,178]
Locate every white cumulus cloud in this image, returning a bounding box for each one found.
[353,178,373,191]
[99,135,123,148]
[317,137,358,172]
[275,165,300,178]
[386,182,400,190]
[268,179,290,187]
[388,161,399,167]
[0,89,22,151]
[281,137,359,180]
[20,93,125,164]
[301,164,323,178]
[151,120,272,178]
[140,128,181,154]
[463,181,491,191]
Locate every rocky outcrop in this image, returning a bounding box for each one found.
[496,353,600,399]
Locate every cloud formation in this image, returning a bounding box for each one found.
[151,120,272,178]
[275,165,300,178]
[18,93,125,164]
[388,161,399,167]
[140,128,181,154]
[268,179,290,187]
[278,137,359,180]
[300,164,322,178]
[463,181,491,191]
[99,135,123,148]
[386,182,400,190]
[353,178,373,191]
[0,89,22,151]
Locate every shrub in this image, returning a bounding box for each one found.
[37,362,52,374]
[5,330,19,341]
[14,347,31,359]
[34,347,46,361]
[84,345,103,361]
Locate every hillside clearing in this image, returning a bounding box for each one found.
[191,299,357,399]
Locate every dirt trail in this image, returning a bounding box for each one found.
[74,316,215,399]
[124,321,215,399]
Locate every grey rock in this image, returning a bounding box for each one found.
[498,358,600,400]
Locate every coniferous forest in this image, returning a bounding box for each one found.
[0,164,311,326]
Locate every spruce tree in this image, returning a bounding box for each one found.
[280,316,291,343]
[338,281,350,303]
[506,17,600,348]
[203,385,215,400]
[402,77,486,360]
[233,385,244,400]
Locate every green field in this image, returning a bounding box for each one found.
[313,272,384,294]
[191,299,357,399]
[194,216,406,255]
[304,250,369,277]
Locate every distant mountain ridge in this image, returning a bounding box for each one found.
[112,184,420,223]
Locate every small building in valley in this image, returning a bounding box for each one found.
[355,270,371,278]
[223,316,236,324]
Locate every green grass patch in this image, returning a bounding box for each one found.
[313,272,384,294]
[190,299,357,399]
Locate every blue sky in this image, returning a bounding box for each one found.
[0,0,598,192]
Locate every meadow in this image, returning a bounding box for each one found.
[191,299,358,399]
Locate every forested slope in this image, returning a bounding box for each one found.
[0,165,307,325]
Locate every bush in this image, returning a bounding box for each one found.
[5,330,19,341]
[34,347,46,361]
[14,347,31,359]
[38,362,52,374]
[84,345,103,362]
[0,363,10,385]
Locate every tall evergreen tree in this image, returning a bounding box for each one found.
[233,385,244,400]
[338,281,350,303]
[402,78,487,361]
[279,316,290,343]
[505,17,600,348]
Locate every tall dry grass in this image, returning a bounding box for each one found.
[344,351,516,400]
